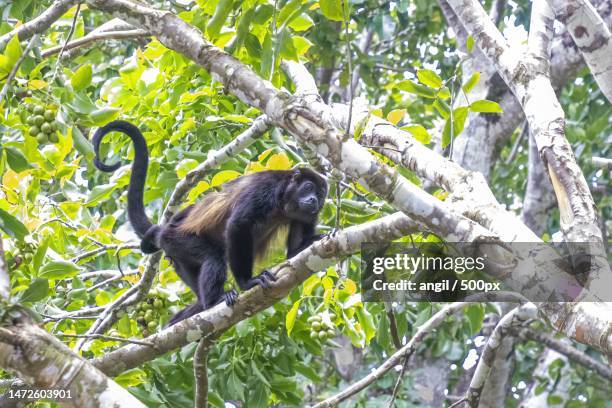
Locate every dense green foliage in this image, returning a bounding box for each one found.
[0,0,609,407]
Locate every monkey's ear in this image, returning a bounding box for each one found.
[291,168,303,181]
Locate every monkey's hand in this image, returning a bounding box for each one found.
[224,289,239,306]
[323,228,339,239]
[245,270,277,290]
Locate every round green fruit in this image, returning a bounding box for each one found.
[327,329,335,337]
[34,115,45,126]
[147,321,157,330]
[153,299,163,309]
[50,120,59,131]
[29,126,40,136]
[307,315,321,323]
[33,105,44,115]
[318,331,328,340]
[41,122,52,133]
[49,133,59,143]
[310,331,319,340]
[144,310,154,320]
[311,321,321,330]
[44,110,55,121]
[26,116,36,125]
[36,133,48,144]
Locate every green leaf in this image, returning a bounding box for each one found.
[433,98,450,119]
[0,209,29,240]
[71,64,93,91]
[289,14,314,31]
[470,99,503,113]
[72,126,94,160]
[90,107,121,126]
[465,304,484,335]
[356,306,376,343]
[396,80,436,98]
[86,183,117,206]
[401,124,431,144]
[442,106,469,148]
[260,32,273,79]
[466,35,475,53]
[207,0,234,39]
[279,28,298,61]
[176,158,199,179]
[5,35,22,65]
[5,146,34,172]
[247,382,268,408]
[286,299,302,336]
[250,360,271,388]
[320,0,344,21]
[462,72,480,94]
[20,278,49,303]
[39,261,81,280]
[229,7,255,53]
[417,69,443,88]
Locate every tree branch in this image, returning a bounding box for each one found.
[193,339,211,408]
[42,29,149,58]
[515,327,612,380]
[550,0,612,102]
[0,0,77,50]
[91,212,419,376]
[312,303,472,407]
[460,304,538,408]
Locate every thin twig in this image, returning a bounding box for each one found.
[387,352,410,407]
[52,1,81,81]
[57,333,154,346]
[505,121,528,164]
[42,29,149,58]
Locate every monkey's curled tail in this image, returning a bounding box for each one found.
[92,120,161,254]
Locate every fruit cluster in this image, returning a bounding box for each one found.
[25,103,59,144]
[6,241,36,270]
[133,296,166,338]
[308,314,336,342]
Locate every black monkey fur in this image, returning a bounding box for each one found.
[92,120,328,325]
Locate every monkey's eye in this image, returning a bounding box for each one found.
[303,182,314,192]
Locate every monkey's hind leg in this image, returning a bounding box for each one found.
[198,255,238,309]
[167,303,203,326]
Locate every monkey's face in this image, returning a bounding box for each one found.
[284,170,327,222]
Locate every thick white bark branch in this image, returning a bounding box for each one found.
[446,0,605,247]
[551,0,612,102]
[91,212,419,376]
[84,0,612,355]
[462,304,538,407]
[0,325,144,408]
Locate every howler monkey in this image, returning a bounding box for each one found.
[93,120,328,325]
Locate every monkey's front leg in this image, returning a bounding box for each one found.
[226,223,276,290]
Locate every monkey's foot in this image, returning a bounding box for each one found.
[246,270,277,290]
[324,228,339,239]
[260,269,277,282]
[224,289,238,306]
